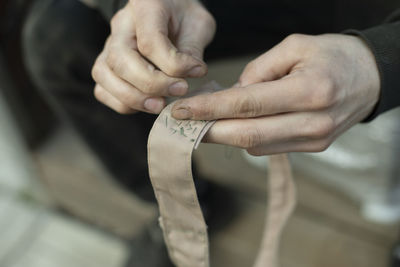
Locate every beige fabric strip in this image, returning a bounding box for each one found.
[254,154,296,267]
[148,82,296,267]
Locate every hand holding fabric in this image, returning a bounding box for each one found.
[172,34,381,155]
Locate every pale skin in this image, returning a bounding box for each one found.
[92,0,381,156]
[92,0,215,114]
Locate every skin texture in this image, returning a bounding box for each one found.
[92,0,381,156]
[92,0,216,114]
[171,34,381,155]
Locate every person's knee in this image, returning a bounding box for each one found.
[23,0,107,97]
[22,0,63,92]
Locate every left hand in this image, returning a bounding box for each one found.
[171,34,380,155]
[92,0,215,114]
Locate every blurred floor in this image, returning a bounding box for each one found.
[30,123,399,267]
[197,144,399,267]
[0,92,128,267]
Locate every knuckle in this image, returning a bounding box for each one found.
[140,78,158,94]
[91,62,103,82]
[118,91,140,107]
[110,10,123,31]
[106,49,126,76]
[305,115,335,139]
[244,61,256,74]
[310,74,336,109]
[116,104,134,114]
[233,126,263,149]
[191,96,212,119]
[284,34,315,52]
[191,1,216,29]
[94,87,133,114]
[240,68,251,83]
[234,92,262,117]
[240,61,260,83]
[199,10,216,30]
[93,86,103,101]
[308,139,332,152]
[106,49,119,69]
[207,15,217,31]
[163,63,185,77]
[137,36,154,56]
[285,33,307,45]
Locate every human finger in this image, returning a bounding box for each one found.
[94,84,138,115]
[132,0,206,77]
[239,34,311,86]
[107,13,189,97]
[92,59,165,113]
[106,41,189,97]
[171,72,336,120]
[245,138,332,156]
[175,6,216,62]
[203,112,335,150]
[204,112,336,153]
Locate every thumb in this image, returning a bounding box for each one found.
[239,34,304,87]
[175,8,216,73]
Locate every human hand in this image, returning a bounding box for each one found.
[171,34,380,155]
[92,0,216,114]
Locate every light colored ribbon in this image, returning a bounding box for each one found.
[148,82,296,267]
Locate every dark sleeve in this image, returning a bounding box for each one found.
[88,0,208,22]
[344,9,400,122]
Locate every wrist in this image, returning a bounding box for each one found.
[348,34,381,121]
[343,21,400,121]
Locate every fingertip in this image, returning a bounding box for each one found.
[179,52,207,77]
[153,48,207,78]
[187,65,207,78]
[172,107,193,120]
[168,81,188,96]
[171,101,193,119]
[144,98,165,114]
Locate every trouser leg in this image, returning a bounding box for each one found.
[23,0,156,201]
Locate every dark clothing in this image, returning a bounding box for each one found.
[23,0,156,201]
[345,10,400,121]
[23,0,211,203]
[23,0,399,202]
[92,0,400,121]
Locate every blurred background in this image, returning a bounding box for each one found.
[1,0,400,267]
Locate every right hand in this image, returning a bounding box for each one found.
[92,0,216,114]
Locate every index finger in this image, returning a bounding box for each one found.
[171,73,330,120]
[132,0,206,77]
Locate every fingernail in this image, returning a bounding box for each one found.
[187,66,205,77]
[168,82,188,96]
[172,107,193,120]
[144,98,164,113]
